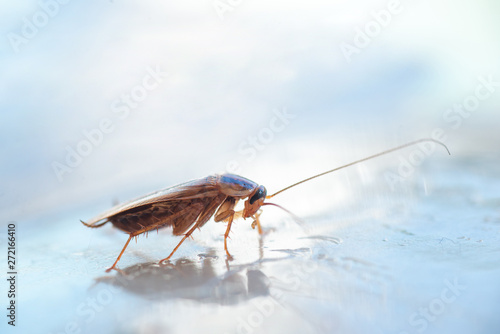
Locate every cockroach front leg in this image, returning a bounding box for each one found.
[251,210,263,235]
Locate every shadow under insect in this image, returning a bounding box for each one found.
[94,256,271,305]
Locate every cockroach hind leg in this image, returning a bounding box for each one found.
[105,266,124,274]
[105,234,134,273]
[159,259,175,268]
[158,258,172,266]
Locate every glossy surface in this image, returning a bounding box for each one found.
[3,154,500,334]
[2,1,499,333]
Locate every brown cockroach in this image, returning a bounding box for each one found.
[82,138,449,272]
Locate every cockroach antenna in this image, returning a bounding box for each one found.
[266,138,450,198]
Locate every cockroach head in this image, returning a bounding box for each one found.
[243,185,267,218]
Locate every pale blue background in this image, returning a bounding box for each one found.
[0,1,499,333]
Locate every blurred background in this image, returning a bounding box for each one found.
[1,1,499,333]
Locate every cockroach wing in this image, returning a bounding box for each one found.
[84,175,226,235]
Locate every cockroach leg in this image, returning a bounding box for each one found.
[159,223,199,264]
[251,211,263,235]
[233,210,243,220]
[223,213,234,258]
[106,234,134,273]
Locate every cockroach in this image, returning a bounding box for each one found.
[82,138,449,272]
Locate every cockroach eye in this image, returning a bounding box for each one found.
[249,186,267,205]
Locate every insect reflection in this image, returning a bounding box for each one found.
[82,138,450,272]
[94,256,271,303]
